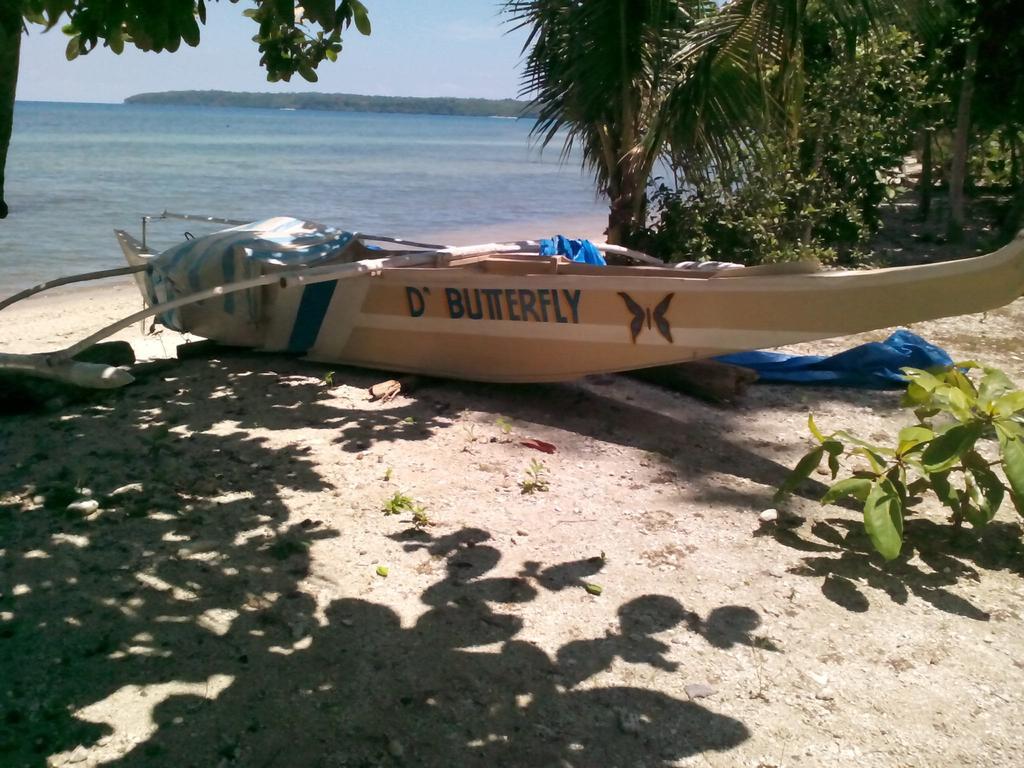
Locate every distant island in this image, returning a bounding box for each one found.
[124,90,538,118]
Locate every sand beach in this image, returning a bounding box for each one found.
[1,236,1023,767]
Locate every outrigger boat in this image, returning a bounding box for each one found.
[2,212,1024,389]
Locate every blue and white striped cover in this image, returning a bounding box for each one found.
[149,217,355,332]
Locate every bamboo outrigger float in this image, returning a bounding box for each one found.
[2,213,1024,389]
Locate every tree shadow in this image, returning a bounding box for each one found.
[0,356,753,767]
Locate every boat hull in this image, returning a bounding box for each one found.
[252,238,1024,382]
[113,218,1024,383]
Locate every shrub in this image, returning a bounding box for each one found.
[777,364,1024,560]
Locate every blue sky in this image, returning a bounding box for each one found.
[17,1,529,103]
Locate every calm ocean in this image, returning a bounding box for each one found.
[0,101,607,291]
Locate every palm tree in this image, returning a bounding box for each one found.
[505,0,907,245]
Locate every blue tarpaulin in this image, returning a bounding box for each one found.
[715,330,953,388]
[539,235,607,266]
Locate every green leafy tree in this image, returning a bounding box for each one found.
[505,0,924,245]
[638,24,934,265]
[0,0,371,218]
[505,0,775,244]
[913,0,1024,238]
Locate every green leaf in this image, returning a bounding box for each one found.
[999,434,1024,513]
[863,479,904,561]
[902,381,932,407]
[992,391,1024,418]
[65,35,80,61]
[995,418,1024,440]
[821,477,872,505]
[584,582,603,596]
[901,368,943,392]
[350,0,371,35]
[808,414,824,443]
[376,565,389,578]
[921,423,984,473]
[181,14,201,47]
[929,470,961,515]
[947,368,978,399]
[853,446,887,474]
[775,447,824,500]
[943,386,972,421]
[967,464,1004,526]
[897,425,934,456]
[978,368,1016,408]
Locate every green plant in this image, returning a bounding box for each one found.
[778,364,1024,560]
[383,466,393,482]
[382,491,430,526]
[324,370,336,387]
[382,491,420,516]
[519,459,549,494]
[495,416,513,435]
[636,27,934,266]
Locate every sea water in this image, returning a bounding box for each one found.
[0,101,607,291]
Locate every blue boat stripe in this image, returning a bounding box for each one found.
[288,281,338,352]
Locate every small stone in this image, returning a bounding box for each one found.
[685,683,716,700]
[516,530,529,537]
[110,483,144,496]
[67,499,100,515]
[387,738,404,758]
[759,509,779,523]
[815,688,835,701]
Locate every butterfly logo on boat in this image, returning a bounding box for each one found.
[618,292,674,343]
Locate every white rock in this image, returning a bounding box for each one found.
[110,483,144,496]
[759,508,779,523]
[66,499,100,515]
[685,683,716,699]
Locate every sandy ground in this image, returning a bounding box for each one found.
[1,249,1023,768]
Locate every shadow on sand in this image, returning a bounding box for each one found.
[0,353,753,767]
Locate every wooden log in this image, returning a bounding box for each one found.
[624,360,758,404]
[0,341,137,413]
